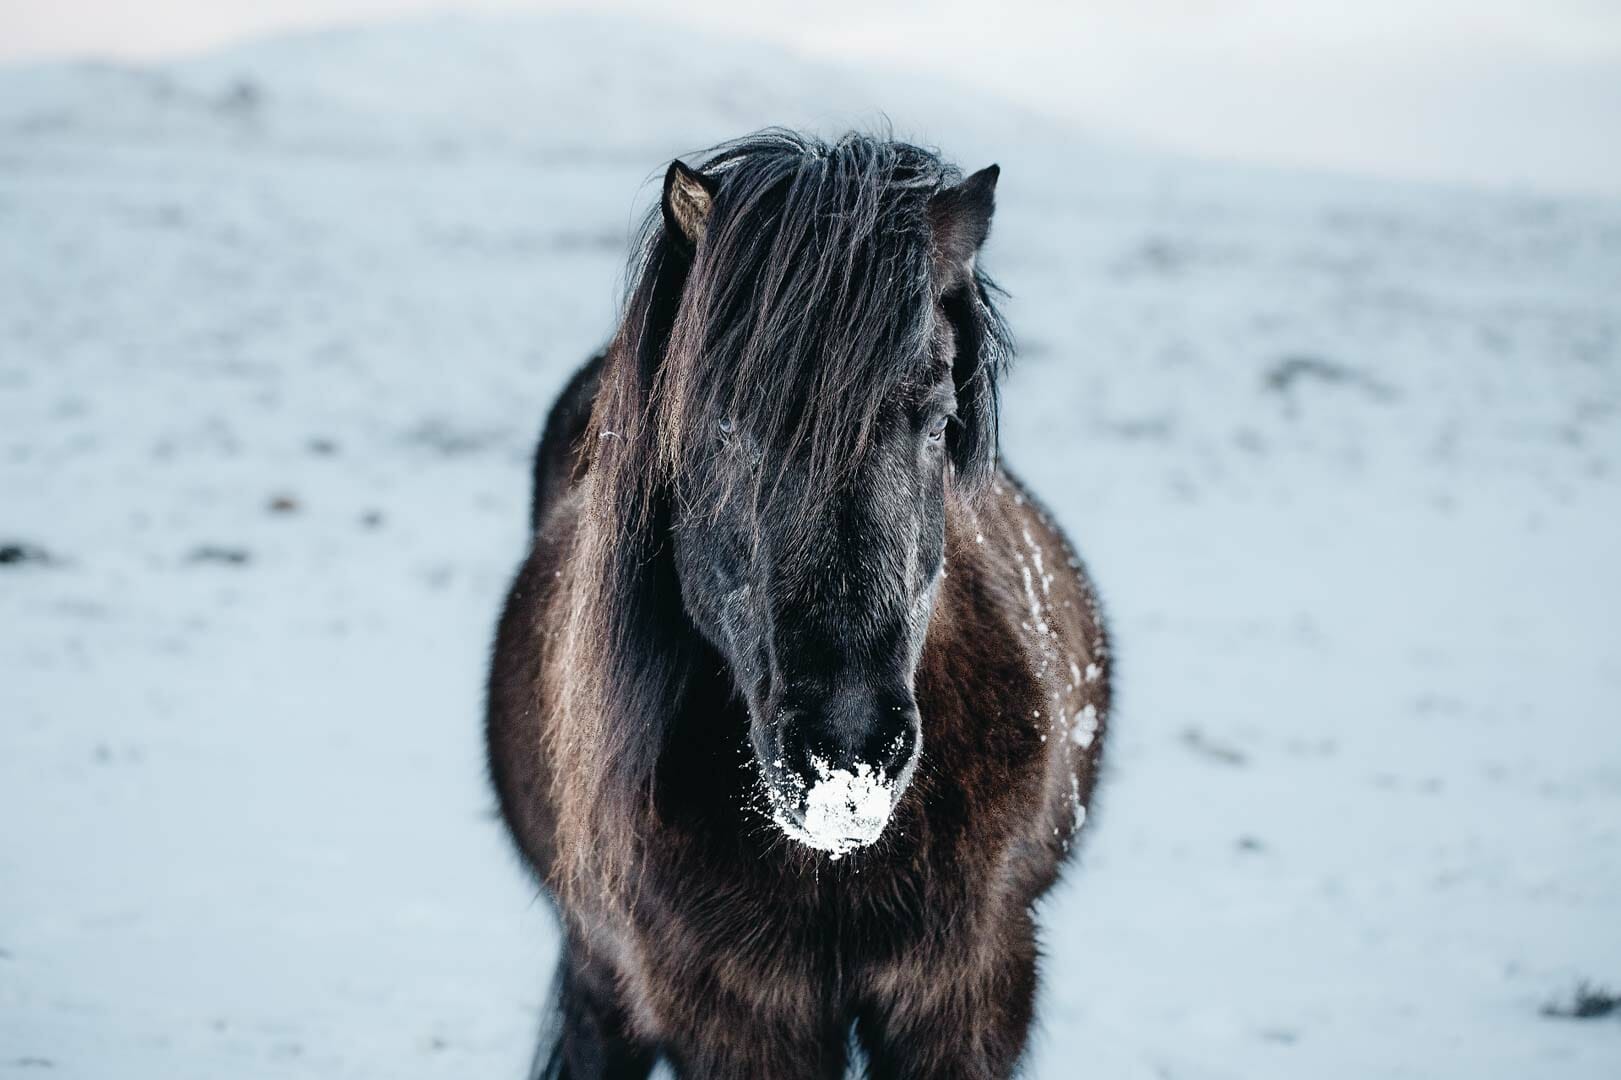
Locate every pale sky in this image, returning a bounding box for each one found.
[3,0,1620,194]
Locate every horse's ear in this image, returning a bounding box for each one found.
[929,164,998,289]
[932,166,1008,490]
[662,160,718,250]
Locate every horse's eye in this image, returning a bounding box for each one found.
[925,414,951,442]
[718,418,735,437]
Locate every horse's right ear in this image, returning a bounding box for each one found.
[662,161,718,250]
[929,164,999,291]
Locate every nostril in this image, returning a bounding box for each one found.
[779,690,920,781]
[869,709,919,774]
[819,704,917,780]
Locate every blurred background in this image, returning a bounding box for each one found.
[1,2,1617,1077]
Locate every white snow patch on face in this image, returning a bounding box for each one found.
[771,757,895,859]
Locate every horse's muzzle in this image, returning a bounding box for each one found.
[762,695,921,858]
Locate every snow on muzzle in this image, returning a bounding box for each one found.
[761,703,920,859]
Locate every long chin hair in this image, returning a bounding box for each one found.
[545,130,1013,908]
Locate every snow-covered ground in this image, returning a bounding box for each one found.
[2,14,1618,1078]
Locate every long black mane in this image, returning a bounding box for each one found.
[551,130,1013,898]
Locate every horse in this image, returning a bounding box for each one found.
[486,129,1110,1079]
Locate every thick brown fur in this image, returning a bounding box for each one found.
[487,131,1110,1079]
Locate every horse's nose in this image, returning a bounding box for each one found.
[783,686,920,781]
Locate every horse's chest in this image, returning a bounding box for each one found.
[643,845,954,980]
[626,868,947,1037]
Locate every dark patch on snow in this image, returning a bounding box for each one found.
[550,228,625,252]
[91,742,145,766]
[1541,981,1621,1020]
[1257,1027,1299,1045]
[1264,354,1397,404]
[1412,693,1466,716]
[267,493,301,514]
[0,542,53,566]
[1233,427,1268,455]
[1181,727,1248,766]
[1112,236,1243,278]
[402,417,508,457]
[1100,414,1177,442]
[218,79,264,118]
[185,545,252,566]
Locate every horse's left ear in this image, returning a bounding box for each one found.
[662,160,719,251]
[929,164,999,289]
[931,165,1007,491]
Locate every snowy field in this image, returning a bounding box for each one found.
[2,14,1619,1078]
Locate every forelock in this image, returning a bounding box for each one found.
[651,130,961,505]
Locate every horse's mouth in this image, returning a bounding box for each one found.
[762,753,909,859]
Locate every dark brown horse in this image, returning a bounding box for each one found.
[487,130,1110,1079]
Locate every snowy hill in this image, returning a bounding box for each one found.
[0,11,1120,166]
[2,14,1618,1079]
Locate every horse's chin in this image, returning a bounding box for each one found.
[763,756,905,860]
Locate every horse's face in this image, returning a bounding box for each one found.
[659,156,999,857]
[671,358,958,857]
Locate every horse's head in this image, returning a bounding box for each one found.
[650,136,1004,856]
